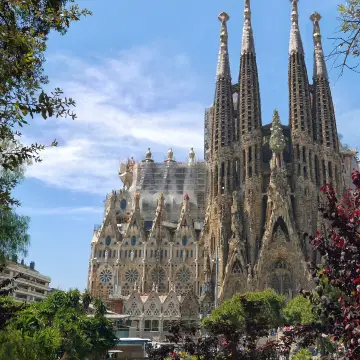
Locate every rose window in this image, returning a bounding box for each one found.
[177,267,191,283]
[151,268,166,283]
[125,269,139,283]
[99,269,113,284]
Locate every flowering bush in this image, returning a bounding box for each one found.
[289,170,360,359]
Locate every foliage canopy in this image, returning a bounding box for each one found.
[0,289,117,360]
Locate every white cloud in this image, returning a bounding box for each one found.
[19,206,103,216]
[25,45,205,194]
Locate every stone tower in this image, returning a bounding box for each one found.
[310,12,341,193]
[203,0,345,301]
[237,0,263,270]
[205,12,235,292]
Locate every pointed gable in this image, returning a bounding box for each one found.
[143,291,161,317]
[180,290,199,318]
[176,194,196,242]
[94,192,122,246]
[162,289,180,318]
[148,193,170,244]
[124,192,145,241]
[124,289,143,316]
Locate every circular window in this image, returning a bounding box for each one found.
[105,236,111,246]
[177,267,191,284]
[131,236,136,246]
[151,268,166,283]
[99,269,113,284]
[125,269,139,283]
[120,199,127,210]
[182,236,188,246]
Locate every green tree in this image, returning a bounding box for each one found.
[331,0,360,73]
[291,349,313,360]
[0,289,117,360]
[0,0,91,209]
[283,296,315,325]
[201,289,285,358]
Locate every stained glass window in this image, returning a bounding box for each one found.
[182,236,188,246]
[131,236,136,246]
[105,236,111,246]
[120,199,127,210]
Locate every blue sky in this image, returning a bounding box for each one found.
[14,0,360,290]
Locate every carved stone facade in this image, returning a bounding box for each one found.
[87,0,359,330]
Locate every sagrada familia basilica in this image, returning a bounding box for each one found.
[87,0,358,338]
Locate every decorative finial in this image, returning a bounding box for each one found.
[188,147,195,165]
[216,12,231,78]
[142,147,154,163]
[167,148,174,161]
[269,109,286,154]
[310,12,328,79]
[244,0,251,20]
[289,0,304,55]
[218,11,230,23]
[290,0,299,24]
[152,283,155,291]
[310,12,322,45]
[241,0,255,54]
[184,193,190,201]
[158,193,165,201]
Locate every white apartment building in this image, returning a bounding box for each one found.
[1,260,51,303]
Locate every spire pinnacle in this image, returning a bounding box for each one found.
[241,0,255,54]
[311,12,328,79]
[269,109,286,154]
[216,12,231,78]
[289,0,304,55]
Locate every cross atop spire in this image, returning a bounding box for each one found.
[241,0,255,54]
[289,0,304,55]
[310,12,328,79]
[216,12,231,78]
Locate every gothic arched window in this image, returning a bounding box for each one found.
[131,236,136,246]
[182,236,188,246]
[105,236,111,246]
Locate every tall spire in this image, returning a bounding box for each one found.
[238,0,261,138]
[216,12,231,78]
[241,0,255,54]
[211,12,234,153]
[311,12,338,151]
[289,0,304,55]
[288,0,312,137]
[310,12,328,79]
